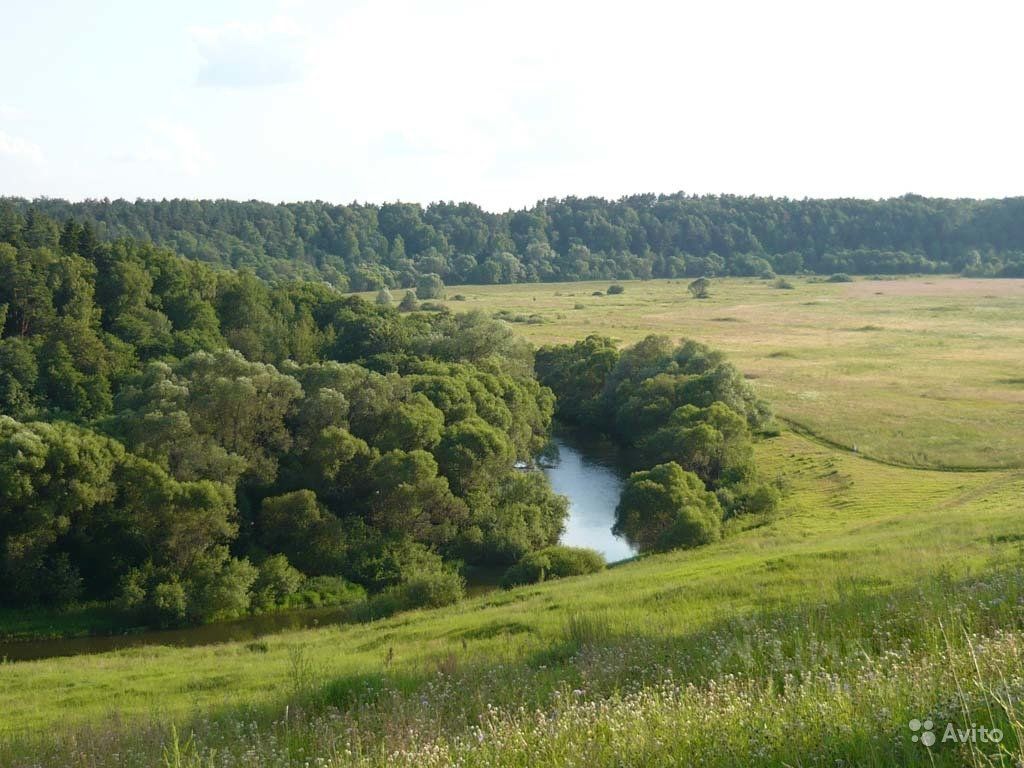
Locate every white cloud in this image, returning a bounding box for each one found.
[191,15,307,88]
[0,130,43,165]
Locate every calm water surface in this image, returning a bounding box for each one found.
[545,433,637,563]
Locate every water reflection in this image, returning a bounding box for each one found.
[544,432,637,563]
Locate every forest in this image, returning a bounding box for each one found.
[4,193,1024,290]
[0,208,569,625]
[0,207,780,629]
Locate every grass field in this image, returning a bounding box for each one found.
[5,276,1024,766]
[435,276,1024,470]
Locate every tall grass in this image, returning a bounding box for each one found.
[5,565,1024,766]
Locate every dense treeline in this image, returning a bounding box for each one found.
[536,335,780,552]
[4,194,1024,288]
[0,209,567,624]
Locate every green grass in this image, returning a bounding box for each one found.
[4,432,1024,765]
[416,276,1024,470]
[6,276,1024,766]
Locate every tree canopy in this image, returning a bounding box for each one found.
[4,193,1024,291]
[0,208,566,623]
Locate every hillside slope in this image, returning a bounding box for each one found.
[4,431,1024,766]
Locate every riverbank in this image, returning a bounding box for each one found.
[0,431,640,657]
[4,432,1023,765]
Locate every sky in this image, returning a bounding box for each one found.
[1,0,1022,212]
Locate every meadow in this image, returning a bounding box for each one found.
[4,276,1024,767]
[438,276,1024,470]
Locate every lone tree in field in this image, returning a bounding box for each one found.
[416,273,445,300]
[688,277,711,299]
[607,284,625,295]
[375,287,393,306]
[613,462,722,553]
[398,290,419,311]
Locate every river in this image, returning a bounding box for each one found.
[543,433,637,563]
[0,431,633,662]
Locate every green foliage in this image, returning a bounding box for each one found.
[827,272,854,282]
[606,284,625,294]
[251,554,305,611]
[392,568,465,609]
[257,491,347,576]
[459,472,567,565]
[415,273,445,300]
[290,575,365,608]
[773,277,795,289]
[614,462,723,552]
[398,291,419,311]
[501,545,605,587]
[688,277,711,298]
[0,209,570,625]
[9,195,1024,290]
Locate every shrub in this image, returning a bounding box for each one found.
[290,575,366,608]
[251,554,304,611]
[364,568,465,618]
[187,556,257,623]
[827,273,854,283]
[591,291,604,297]
[773,277,795,289]
[398,569,465,608]
[607,284,625,295]
[451,294,467,301]
[374,287,393,305]
[688,277,711,298]
[574,303,586,310]
[415,273,445,299]
[398,291,419,311]
[151,579,188,625]
[614,462,722,553]
[502,545,605,587]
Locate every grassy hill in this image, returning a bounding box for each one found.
[4,277,1024,766]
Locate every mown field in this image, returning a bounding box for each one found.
[5,277,1024,767]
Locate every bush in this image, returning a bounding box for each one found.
[290,575,366,608]
[574,303,586,310]
[374,287,393,305]
[451,294,467,301]
[773,277,795,290]
[591,291,604,297]
[398,291,419,311]
[827,273,854,283]
[415,273,445,299]
[607,284,625,295]
[151,579,188,625]
[614,462,723,553]
[399,569,465,608]
[688,277,711,298]
[363,568,466,618]
[502,545,605,587]
[251,554,304,611]
[187,556,257,623]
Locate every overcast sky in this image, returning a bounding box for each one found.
[1,0,1021,211]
